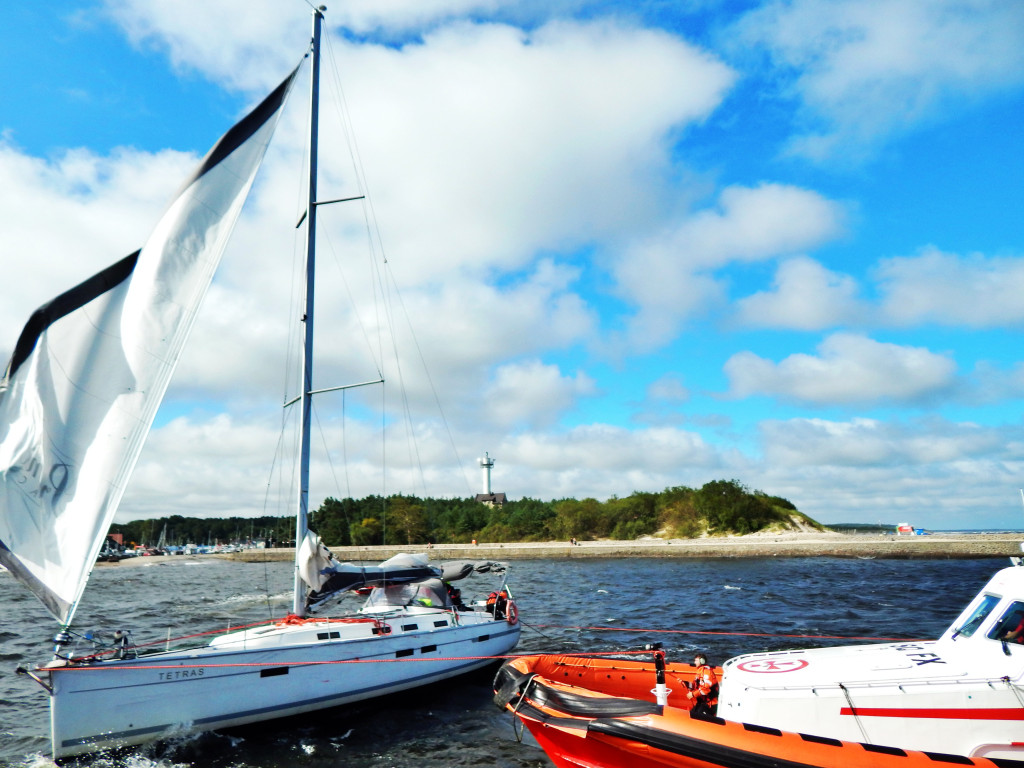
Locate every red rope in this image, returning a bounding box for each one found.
[52,649,655,673]
[65,621,924,668]
[74,615,393,662]
[56,653,514,672]
[531,624,927,642]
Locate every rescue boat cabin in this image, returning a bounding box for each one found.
[716,562,1024,759]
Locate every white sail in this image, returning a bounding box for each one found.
[0,67,298,625]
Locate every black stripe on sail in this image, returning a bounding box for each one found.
[2,64,299,387]
[181,64,301,191]
[2,63,300,386]
[2,250,140,383]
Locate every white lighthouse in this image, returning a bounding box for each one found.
[475,452,505,506]
[479,452,495,494]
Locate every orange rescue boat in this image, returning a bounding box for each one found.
[494,651,1024,768]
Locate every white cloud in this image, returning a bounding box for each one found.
[0,141,192,357]
[483,359,596,428]
[6,15,725,414]
[612,183,845,350]
[735,256,862,330]
[875,247,1024,328]
[672,184,844,270]
[724,332,956,405]
[752,416,1024,527]
[0,15,743,520]
[123,406,1024,532]
[735,0,1024,159]
[95,10,737,283]
[503,423,721,498]
[383,258,595,380]
[142,16,738,417]
[124,411,726,520]
[7,3,1021,534]
[332,20,735,283]
[647,374,689,404]
[331,0,504,35]
[45,12,745,393]
[759,416,999,467]
[102,0,302,91]
[124,413,299,522]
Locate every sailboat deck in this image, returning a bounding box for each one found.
[203,606,493,651]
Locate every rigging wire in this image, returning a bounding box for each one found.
[304,31,391,530]
[312,398,346,507]
[260,15,484,551]
[259,414,296,620]
[318,26,477,501]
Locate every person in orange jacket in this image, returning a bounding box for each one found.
[486,589,509,618]
[687,652,718,719]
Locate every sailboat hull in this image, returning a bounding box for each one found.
[48,613,519,757]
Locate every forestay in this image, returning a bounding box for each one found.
[0,67,298,626]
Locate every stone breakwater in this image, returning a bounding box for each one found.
[212,532,1024,564]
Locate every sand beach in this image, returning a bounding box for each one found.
[99,531,1024,567]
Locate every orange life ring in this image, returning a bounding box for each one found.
[506,600,519,625]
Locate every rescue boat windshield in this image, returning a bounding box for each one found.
[954,593,1001,637]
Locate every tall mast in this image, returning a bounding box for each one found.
[293,5,324,617]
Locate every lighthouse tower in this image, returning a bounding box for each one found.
[474,451,506,507]
[479,452,495,494]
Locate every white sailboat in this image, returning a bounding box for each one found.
[1,8,520,758]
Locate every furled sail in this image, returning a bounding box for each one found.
[439,560,508,581]
[300,533,440,612]
[0,66,299,625]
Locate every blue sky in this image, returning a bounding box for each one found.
[2,0,1024,530]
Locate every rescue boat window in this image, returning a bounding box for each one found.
[956,594,1000,637]
[987,601,1024,644]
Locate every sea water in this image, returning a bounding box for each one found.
[0,556,1003,767]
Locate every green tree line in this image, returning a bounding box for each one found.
[111,480,819,547]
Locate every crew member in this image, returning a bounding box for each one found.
[688,652,718,719]
[1000,613,1024,643]
[486,589,509,618]
[445,581,466,610]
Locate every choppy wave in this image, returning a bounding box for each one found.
[0,556,1003,767]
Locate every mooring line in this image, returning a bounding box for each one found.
[533,624,924,642]
[53,648,654,673]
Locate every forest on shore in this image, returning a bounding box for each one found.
[110,479,821,548]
